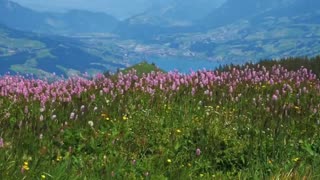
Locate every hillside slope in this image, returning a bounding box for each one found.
[0,0,119,34]
[0,24,124,77]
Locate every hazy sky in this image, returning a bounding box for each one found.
[11,0,226,19]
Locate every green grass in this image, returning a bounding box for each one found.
[1,61,320,179]
[120,61,165,76]
[0,37,45,49]
[10,64,52,77]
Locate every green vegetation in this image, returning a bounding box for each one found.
[0,25,125,77]
[120,61,164,76]
[10,64,52,77]
[218,55,320,77]
[0,36,45,49]
[1,58,320,179]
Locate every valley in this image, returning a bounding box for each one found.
[0,0,320,77]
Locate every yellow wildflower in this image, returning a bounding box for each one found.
[22,161,30,171]
[167,159,172,163]
[41,175,46,179]
[23,165,29,171]
[176,129,182,133]
[293,157,300,162]
[122,115,128,121]
[200,174,204,177]
[56,155,62,162]
[101,113,107,117]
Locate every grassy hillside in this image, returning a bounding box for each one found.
[1,59,320,179]
[0,24,125,77]
[217,55,320,77]
[120,61,165,76]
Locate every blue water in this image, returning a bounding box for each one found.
[143,56,225,73]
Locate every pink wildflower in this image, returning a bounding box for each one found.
[0,138,4,148]
[272,94,278,101]
[196,148,201,156]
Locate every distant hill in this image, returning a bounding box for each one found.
[114,0,320,45]
[172,0,320,63]
[120,61,164,77]
[1,0,320,74]
[114,0,224,40]
[0,24,124,77]
[0,0,119,34]
[200,0,285,29]
[200,0,320,29]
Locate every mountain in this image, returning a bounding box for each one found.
[173,0,320,62]
[145,0,226,24]
[0,0,119,34]
[114,0,225,40]
[1,0,320,75]
[11,0,153,19]
[116,0,320,40]
[0,0,45,32]
[51,10,118,34]
[200,0,319,29]
[251,0,320,24]
[0,24,125,77]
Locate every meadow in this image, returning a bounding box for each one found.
[1,63,320,179]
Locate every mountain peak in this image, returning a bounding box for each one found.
[0,0,119,34]
[0,0,21,10]
[0,0,9,6]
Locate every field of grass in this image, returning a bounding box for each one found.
[0,36,45,49]
[1,63,320,179]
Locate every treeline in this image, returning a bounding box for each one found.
[216,55,320,77]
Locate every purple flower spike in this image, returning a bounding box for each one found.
[272,94,278,101]
[0,138,4,148]
[196,148,201,156]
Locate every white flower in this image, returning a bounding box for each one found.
[40,107,45,112]
[39,115,44,121]
[88,121,94,127]
[70,112,75,120]
[80,105,85,112]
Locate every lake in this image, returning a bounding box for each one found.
[141,56,227,73]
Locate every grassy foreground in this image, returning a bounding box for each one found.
[1,64,320,179]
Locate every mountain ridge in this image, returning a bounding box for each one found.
[0,23,125,77]
[1,0,320,76]
[200,0,320,29]
[0,0,119,34]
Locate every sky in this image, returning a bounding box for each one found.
[11,0,226,19]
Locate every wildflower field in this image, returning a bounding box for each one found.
[1,64,320,179]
